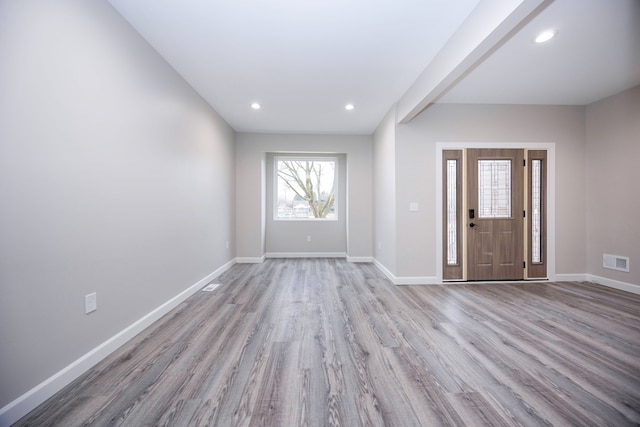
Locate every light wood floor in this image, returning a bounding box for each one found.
[16,259,640,426]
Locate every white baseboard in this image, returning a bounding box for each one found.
[0,260,236,427]
[372,267,640,296]
[266,252,347,258]
[236,255,266,263]
[346,256,373,263]
[587,274,640,295]
[555,273,589,282]
[395,276,440,285]
[372,259,438,285]
[372,258,395,282]
[552,273,640,295]
[237,254,372,262]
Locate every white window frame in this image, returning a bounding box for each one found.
[273,155,339,221]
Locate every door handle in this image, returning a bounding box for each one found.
[469,222,476,228]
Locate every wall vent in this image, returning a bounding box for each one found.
[603,254,630,272]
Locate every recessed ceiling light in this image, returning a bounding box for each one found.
[345,104,355,111]
[251,102,261,110]
[534,30,556,44]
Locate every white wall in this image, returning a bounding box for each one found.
[236,133,373,260]
[586,85,640,286]
[391,103,587,279]
[0,0,235,411]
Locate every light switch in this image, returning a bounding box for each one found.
[409,202,419,212]
[85,292,97,314]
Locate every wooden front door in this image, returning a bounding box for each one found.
[466,149,524,280]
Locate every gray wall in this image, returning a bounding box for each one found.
[586,86,640,285]
[372,107,398,273]
[378,103,587,279]
[0,0,235,408]
[236,133,373,260]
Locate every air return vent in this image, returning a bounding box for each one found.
[202,283,220,292]
[603,254,629,272]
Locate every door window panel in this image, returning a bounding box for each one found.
[478,160,511,218]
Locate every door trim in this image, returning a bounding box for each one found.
[435,142,556,282]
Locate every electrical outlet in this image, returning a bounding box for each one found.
[85,292,97,314]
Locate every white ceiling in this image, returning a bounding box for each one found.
[107,0,640,134]
[439,0,640,105]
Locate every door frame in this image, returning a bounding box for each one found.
[466,148,525,281]
[435,142,556,283]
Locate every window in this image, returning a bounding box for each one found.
[275,157,337,220]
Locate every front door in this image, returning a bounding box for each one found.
[466,149,524,280]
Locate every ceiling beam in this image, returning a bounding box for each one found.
[397,0,551,124]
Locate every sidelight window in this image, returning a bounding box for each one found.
[446,160,458,265]
[531,159,543,263]
[442,150,463,279]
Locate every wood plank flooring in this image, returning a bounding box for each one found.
[16,259,640,426]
